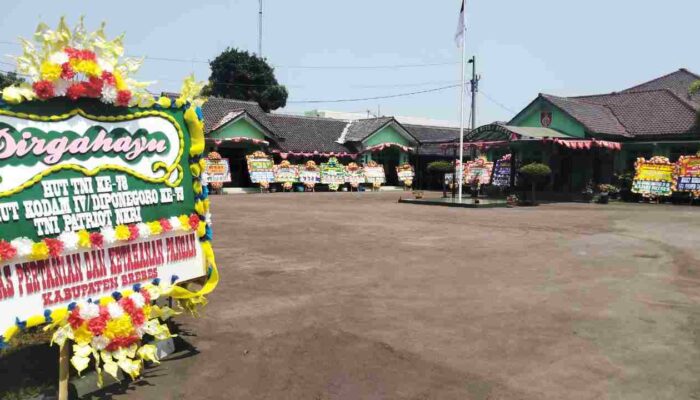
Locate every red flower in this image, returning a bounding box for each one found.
[130,308,145,326]
[140,288,151,304]
[87,315,107,336]
[68,308,84,330]
[85,76,103,98]
[79,49,97,61]
[44,238,64,258]
[32,80,55,100]
[90,232,104,249]
[189,214,200,231]
[105,335,140,352]
[128,224,139,241]
[60,62,74,80]
[66,83,87,100]
[101,71,116,86]
[116,90,132,107]
[0,240,17,261]
[120,297,137,315]
[64,47,80,58]
[159,218,172,233]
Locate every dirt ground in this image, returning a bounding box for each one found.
[113,192,700,400]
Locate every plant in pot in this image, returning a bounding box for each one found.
[581,180,594,203]
[518,162,552,205]
[596,184,610,204]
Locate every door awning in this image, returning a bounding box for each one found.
[552,138,621,151]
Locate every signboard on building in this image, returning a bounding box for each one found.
[675,155,700,194]
[274,161,300,183]
[320,157,346,184]
[491,154,511,187]
[632,157,674,197]
[0,103,210,339]
[205,158,232,184]
[464,158,493,185]
[246,151,275,183]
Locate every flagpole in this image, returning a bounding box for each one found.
[457,25,466,202]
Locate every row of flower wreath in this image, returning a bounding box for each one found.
[0,213,205,263]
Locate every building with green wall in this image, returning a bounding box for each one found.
[202,98,453,187]
[461,69,700,193]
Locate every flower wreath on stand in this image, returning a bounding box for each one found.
[0,18,219,386]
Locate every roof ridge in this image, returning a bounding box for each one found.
[403,123,462,130]
[208,96,264,106]
[622,68,700,93]
[268,113,351,122]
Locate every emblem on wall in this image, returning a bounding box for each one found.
[540,111,552,127]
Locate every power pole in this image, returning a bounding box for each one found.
[258,0,263,57]
[468,56,480,160]
[468,56,480,131]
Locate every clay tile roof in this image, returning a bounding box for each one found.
[343,117,395,142]
[265,114,353,153]
[403,124,463,143]
[622,68,700,110]
[540,94,630,137]
[201,97,274,134]
[575,89,698,136]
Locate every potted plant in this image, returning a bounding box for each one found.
[413,190,424,199]
[518,162,552,205]
[581,180,594,203]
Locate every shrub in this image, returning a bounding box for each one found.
[518,163,551,181]
[427,161,454,173]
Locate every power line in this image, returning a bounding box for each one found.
[479,90,517,114]
[287,84,461,104]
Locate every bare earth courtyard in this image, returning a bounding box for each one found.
[116,192,700,400]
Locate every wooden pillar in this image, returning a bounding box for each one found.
[58,345,70,400]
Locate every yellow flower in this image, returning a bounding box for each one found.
[104,314,134,340]
[40,61,62,81]
[73,325,93,346]
[178,215,191,231]
[194,200,205,216]
[115,225,131,241]
[113,70,127,90]
[174,98,186,108]
[190,163,201,177]
[77,229,91,248]
[148,221,163,236]
[30,241,49,260]
[197,221,206,238]
[157,96,172,108]
[70,59,101,77]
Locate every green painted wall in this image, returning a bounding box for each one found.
[511,98,586,138]
[364,125,411,147]
[209,118,266,140]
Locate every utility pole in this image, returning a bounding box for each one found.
[258,0,263,57]
[468,56,480,131]
[468,56,480,160]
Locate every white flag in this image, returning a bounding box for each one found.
[454,0,465,47]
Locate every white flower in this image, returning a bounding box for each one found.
[48,51,69,65]
[11,237,34,258]
[97,58,113,74]
[205,212,212,226]
[137,223,151,239]
[129,292,146,308]
[102,227,117,245]
[78,302,100,320]
[135,325,146,338]
[168,216,182,231]
[101,85,117,104]
[107,302,124,319]
[91,335,109,351]
[53,79,70,97]
[58,231,79,251]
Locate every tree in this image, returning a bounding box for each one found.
[0,71,24,90]
[519,163,551,205]
[204,48,288,112]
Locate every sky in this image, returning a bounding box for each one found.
[0,0,698,127]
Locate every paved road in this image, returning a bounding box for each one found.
[115,192,700,399]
